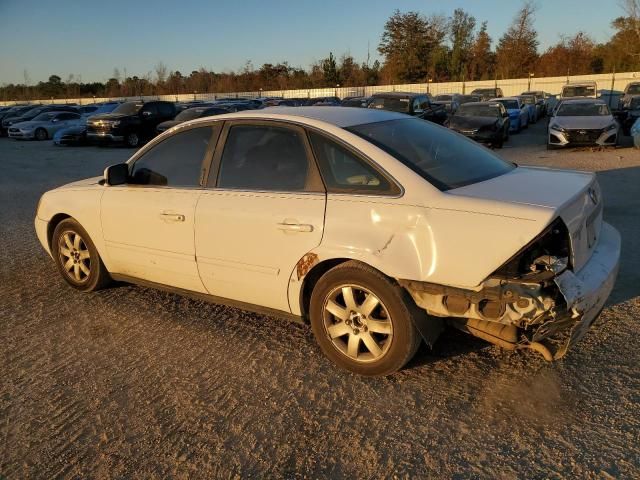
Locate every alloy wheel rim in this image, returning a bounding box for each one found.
[58,230,91,283]
[128,133,138,146]
[322,284,393,363]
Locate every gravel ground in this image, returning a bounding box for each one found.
[1,121,639,479]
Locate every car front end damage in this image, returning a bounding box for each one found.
[400,204,621,361]
[548,125,618,148]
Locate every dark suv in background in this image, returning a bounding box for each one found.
[86,100,176,147]
[368,92,448,124]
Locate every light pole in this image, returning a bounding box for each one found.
[335,83,340,98]
[427,78,432,95]
[193,90,197,101]
[528,72,535,91]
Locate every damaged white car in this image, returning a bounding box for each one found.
[35,107,621,376]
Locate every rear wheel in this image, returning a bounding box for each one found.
[35,128,48,141]
[52,218,111,292]
[310,261,421,376]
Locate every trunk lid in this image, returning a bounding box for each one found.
[449,166,602,271]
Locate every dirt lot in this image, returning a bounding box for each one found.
[1,121,639,479]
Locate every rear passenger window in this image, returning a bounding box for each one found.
[130,127,212,187]
[217,125,309,191]
[308,131,395,194]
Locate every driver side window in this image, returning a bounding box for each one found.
[129,126,213,187]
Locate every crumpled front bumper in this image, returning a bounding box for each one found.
[550,222,621,357]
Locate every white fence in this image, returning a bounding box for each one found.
[2,71,638,107]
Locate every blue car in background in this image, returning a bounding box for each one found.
[54,102,120,145]
[491,97,529,132]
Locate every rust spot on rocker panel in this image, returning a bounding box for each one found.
[296,253,319,280]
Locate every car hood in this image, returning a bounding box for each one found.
[88,113,130,121]
[57,176,103,189]
[551,116,614,129]
[448,166,594,209]
[449,116,497,129]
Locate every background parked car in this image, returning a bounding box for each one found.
[521,90,548,116]
[491,97,528,132]
[432,94,461,113]
[547,98,619,149]
[53,102,122,146]
[156,105,230,133]
[2,104,79,135]
[369,92,448,124]
[621,95,640,135]
[0,105,36,135]
[340,96,373,108]
[8,111,81,140]
[518,95,539,123]
[619,81,640,110]
[631,117,640,148]
[561,81,597,98]
[447,101,510,147]
[86,100,177,147]
[470,87,504,100]
[456,94,481,105]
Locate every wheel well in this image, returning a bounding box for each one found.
[47,213,71,250]
[299,258,349,321]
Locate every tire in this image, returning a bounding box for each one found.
[125,131,140,148]
[52,218,111,292]
[35,128,48,141]
[309,261,422,376]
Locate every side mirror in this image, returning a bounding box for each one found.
[142,110,153,117]
[104,163,129,186]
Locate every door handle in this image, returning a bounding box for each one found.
[277,222,314,233]
[160,212,186,222]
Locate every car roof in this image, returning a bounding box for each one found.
[492,97,519,101]
[371,91,420,98]
[185,106,408,128]
[459,101,499,107]
[559,98,606,104]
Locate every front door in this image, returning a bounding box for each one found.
[101,125,216,292]
[195,121,326,312]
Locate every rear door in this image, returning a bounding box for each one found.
[195,121,326,312]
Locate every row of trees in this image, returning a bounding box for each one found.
[2,1,639,102]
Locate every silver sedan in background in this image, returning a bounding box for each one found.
[8,111,81,140]
[547,98,619,149]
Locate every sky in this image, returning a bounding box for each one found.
[0,0,621,85]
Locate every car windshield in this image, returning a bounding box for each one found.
[369,97,411,113]
[112,102,143,115]
[175,108,206,121]
[497,99,519,109]
[456,104,500,117]
[562,85,595,97]
[347,118,514,191]
[472,89,495,95]
[94,104,119,114]
[32,112,57,122]
[22,108,44,118]
[435,95,452,101]
[627,84,640,95]
[520,96,535,105]
[557,103,611,116]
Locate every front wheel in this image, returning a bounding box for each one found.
[35,128,48,141]
[125,131,140,148]
[310,261,421,376]
[52,218,111,291]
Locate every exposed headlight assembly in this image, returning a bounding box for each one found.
[550,123,566,133]
[111,120,121,127]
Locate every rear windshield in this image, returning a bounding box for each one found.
[562,85,596,97]
[369,97,410,113]
[112,102,143,115]
[458,95,480,104]
[519,96,535,105]
[627,84,640,95]
[456,104,500,117]
[347,118,514,191]
[557,103,610,116]
[175,108,206,121]
[496,99,519,109]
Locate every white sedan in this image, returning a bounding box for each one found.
[35,107,621,376]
